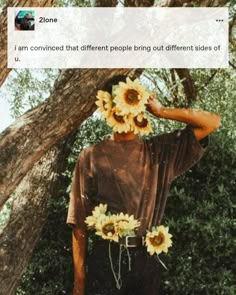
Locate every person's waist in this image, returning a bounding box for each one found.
[94,235,145,248]
[118,235,145,248]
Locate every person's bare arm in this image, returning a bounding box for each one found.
[147,95,221,141]
[69,153,88,295]
[72,224,87,295]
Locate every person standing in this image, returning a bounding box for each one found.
[67,75,221,295]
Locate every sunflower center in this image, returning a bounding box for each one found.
[134,116,148,128]
[113,112,125,123]
[125,89,139,105]
[150,232,165,247]
[102,223,116,235]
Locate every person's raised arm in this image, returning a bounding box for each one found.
[147,95,221,141]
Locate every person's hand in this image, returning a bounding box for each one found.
[146,93,163,116]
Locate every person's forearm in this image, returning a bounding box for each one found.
[158,107,220,130]
[72,226,87,295]
[147,97,221,140]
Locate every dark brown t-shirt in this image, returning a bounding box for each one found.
[67,126,207,235]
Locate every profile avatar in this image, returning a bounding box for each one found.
[15,10,35,31]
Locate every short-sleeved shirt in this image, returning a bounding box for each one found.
[67,126,207,235]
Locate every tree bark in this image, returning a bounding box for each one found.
[92,0,118,6]
[93,0,154,6]
[124,0,155,6]
[0,0,55,87]
[0,133,76,295]
[163,0,230,7]
[0,68,132,208]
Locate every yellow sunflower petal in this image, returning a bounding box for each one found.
[145,225,173,255]
[113,77,150,116]
[106,107,131,133]
[116,212,140,237]
[96,90,112,117]
[129,113,153,136]
[95,215,119,242]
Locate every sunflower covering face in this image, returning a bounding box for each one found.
[129,112,153,136]
[96,77,153,136]
[113,78,149,116]
[95,90,112,116]
[106,107,130,133]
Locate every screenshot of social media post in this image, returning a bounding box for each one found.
[0,1,235,295]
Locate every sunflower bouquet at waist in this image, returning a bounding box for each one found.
[95,77,153,135]
[85,203,141,242]
[85,203,173,289]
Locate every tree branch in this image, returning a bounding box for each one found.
[174,69,197,103]
[197,70,218,93]
[229,61,236,70]
[124,0,154,6]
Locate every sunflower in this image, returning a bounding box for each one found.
[106,107,131,133]
[129,112,153,136]
[145,225,173,255]
[113,77,150,116]
[95,215,119,242]
[116,213,140,237]
[85,204,107,228]
[93,203,108,216]
[95,90,112,117]
[85,215,98,228]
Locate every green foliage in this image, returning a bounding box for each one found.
[55,0,91,7]
[5,69,58,118]
[143,69,191,108]
[157,68,236,294]
[0,0,7,9]
[0,197,13,233]
[161,135,236,294]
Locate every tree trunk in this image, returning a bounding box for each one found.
[93,0,154,6]
[0,68,133,208]
[0,133,76,295]
[125,0,155,6]
[163,0,229,7]
[92,0,118,6]
[0,0,55,87]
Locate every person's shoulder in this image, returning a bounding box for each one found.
[79,144,95,159]
[79,138,110,158]
[147,130,175,144]
[147,127,190,145]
